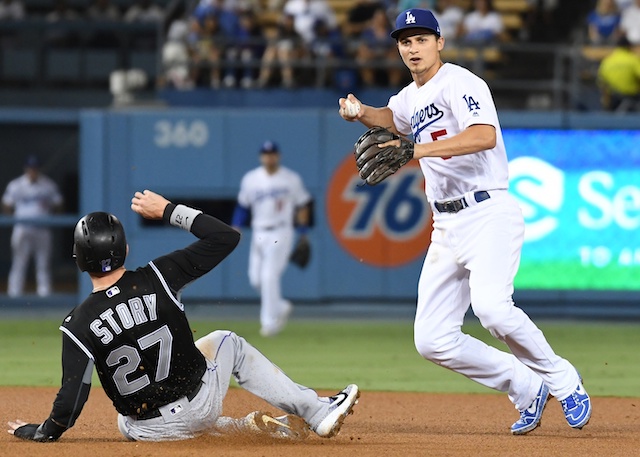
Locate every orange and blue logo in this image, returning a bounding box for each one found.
[326,153,433,267]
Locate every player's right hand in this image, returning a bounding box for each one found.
[131,189,171,220]
[338,94,363,122]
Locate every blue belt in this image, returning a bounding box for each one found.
[434,191,490,213]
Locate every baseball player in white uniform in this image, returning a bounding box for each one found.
[2,155,63,297]
[232,141,311,337]
[338,8,592,434]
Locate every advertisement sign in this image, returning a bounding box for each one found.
[327,129,640,291]
[507,129,640,290]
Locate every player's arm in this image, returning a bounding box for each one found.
[231,204,250,230]
[338,94,400,135]
[8,333,93,442]
[412,124,496,159]
[131,189,241,292]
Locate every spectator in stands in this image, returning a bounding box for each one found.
[188,12,229,88]
[86,0,120,21]
[222,0,263,13]
[343,0,383,41]
[0,0,25,20]
[161,16,194,89]
[458,0,505,44]
[257,13,305,88]
[620,0,640,45]
[522,0,559,42]
[615,0,633,11]
[309,17,345,87]
[44,0,81,48]
[124,0,164,22]
[395,0,435,15]
[223,9,265,88]
[355,6,403,87]
[86,0,122,48]
[433,0,464,45]
[283,0,338,45]
[123,0,165,49]
[597,35,640,112]
[192,0,241,37]
[587,0,622,45]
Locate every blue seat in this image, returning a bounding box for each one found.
[83,49,121,82]
[129,50,158,79]
[1,49,38,82]
[45,49,82,83]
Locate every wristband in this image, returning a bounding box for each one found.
[168,204,202,231]
[296,225,309,236]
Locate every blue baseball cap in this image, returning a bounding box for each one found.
[25,155,40,168]
[390,8,441,39]
[260,140,279,154]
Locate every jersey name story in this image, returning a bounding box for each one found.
[88,291,158,344]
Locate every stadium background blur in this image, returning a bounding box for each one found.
[1,0,639,320]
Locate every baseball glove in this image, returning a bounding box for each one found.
[290,236,311,269]
[354,126,415,185]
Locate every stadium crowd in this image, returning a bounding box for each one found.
[0,0,638,110]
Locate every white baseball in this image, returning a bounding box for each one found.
[344,100,360,118]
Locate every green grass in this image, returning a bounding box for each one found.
[1,318,638,397]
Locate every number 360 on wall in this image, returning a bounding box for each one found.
[154,120,209,148]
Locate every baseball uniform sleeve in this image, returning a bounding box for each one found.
[447,71,500,131]
[388,86,414,137]
[150,203,241,294]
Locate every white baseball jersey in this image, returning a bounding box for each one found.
[388,62,509,202]
[237,166,310,229]
[2,173,63,296]
[389,62,582,414]
[2,173,63,220]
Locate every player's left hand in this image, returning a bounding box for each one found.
[8,420,56,442]
[354,126,414,185]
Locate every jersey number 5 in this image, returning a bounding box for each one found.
[106,325,174,396]
[431,129,452,160]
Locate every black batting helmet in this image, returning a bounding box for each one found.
[73,212,127,273]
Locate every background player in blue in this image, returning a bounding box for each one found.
[338,8,591,435]
[7,189,358,442]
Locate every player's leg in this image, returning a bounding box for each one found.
[414,222,540,409]
[464,192,589,429]
[195,330,359,437]
[258,228,294,336]
[7,227,30,297]
[247,233,262,291]
[34,228,53,297]
[466,195,580,393]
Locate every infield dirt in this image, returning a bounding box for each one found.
[2,387,638,457]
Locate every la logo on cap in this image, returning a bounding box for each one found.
[405,11,416,25]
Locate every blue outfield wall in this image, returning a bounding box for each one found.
[79,108,640,309]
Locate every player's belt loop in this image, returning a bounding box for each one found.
[434,191,490,213]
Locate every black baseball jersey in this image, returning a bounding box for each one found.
[39,204,240,439]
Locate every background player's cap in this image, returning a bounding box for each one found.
[390,8,441,39]
[260,140,279,154]
[24,155,40,168]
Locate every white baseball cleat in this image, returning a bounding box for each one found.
[313,384,360,438]
[260,301,293,337]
